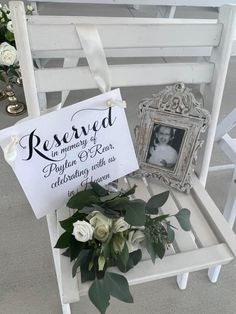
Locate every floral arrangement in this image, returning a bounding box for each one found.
[0,3,33,83]
[55,182,191,313]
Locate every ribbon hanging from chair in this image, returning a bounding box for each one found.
[75,24,111,93]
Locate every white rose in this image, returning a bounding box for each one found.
[7,21,13,33]
[94,224,110,242]
[89,212,112,242]
[0,42,17,66]
[126,230,145,253]
[89,212,112,229]
[113,217,130,233]
[72,220,94,242]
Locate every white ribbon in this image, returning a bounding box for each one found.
[75,24,111,93]
[106,99,127,108]
[3,135,18,164]
[75,25,127,108]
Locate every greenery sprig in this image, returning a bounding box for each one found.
[55,182,191,313]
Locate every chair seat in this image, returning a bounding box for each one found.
[57,174,236,304]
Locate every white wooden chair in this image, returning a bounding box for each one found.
[9,2,236,313]
[207,109,236,283]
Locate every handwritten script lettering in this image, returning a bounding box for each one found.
[19,107,116,162]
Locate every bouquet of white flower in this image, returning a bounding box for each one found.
[55,182,191,313]
[0,3,33,83]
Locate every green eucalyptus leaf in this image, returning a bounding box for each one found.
[80,261,96,283]
[0,70,6,82]
[90,182,109,196]
[102,241,112,259]
[103,207,121,219]
[122,185,137,197]
[118,242,129,267]
[130,249,142,265]
[124,199,146,226]
[54,232,71,249]
[88,278,110,314]
[100,192,120,202]
[69,237,85,261]
[145,238,156,263]
[79,206,96,214]
[175,208,191,231]
[155,242,165,259]
[106,196,129,210]
[104,272,133,304]
[59,217,76,233]
[166,224,175,243]
[145,191,169,214]
[82,204,120,219]
[72,249,90,277]
[117,249,142,273]
[67,189,99,209]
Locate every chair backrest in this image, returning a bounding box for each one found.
[9,1,236,186]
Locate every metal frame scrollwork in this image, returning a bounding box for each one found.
[132,83,210,193]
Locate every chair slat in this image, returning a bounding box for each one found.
[28,15,218,25]
[32,47,214,58]
[77,243,233,299]
[35,62,214,92]
[28,22,222,52]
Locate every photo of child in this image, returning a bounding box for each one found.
[147,124,185,170]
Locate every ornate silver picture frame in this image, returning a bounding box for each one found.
[133,83,210,192]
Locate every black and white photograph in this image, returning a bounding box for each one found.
[134,83,210,192]
[146,124,185,170]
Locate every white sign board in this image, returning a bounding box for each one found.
[0,89,139,218]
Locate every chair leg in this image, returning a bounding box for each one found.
[222,168,236,228]
[208,168,236,283]
[169,6,176,18]
[208,265,222,283]
[46,213,71,314]
[177,273,189,290]
[62,303,72,314]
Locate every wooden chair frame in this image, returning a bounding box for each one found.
[9,2,236,313]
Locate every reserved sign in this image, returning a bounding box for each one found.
[0,89,139,218]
